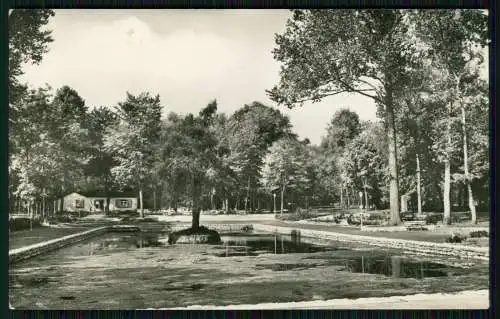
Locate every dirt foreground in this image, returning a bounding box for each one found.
[167,289,489,310]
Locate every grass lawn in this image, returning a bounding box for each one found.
[9,225,96,250]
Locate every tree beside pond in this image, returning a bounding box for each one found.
[157,100,220,229]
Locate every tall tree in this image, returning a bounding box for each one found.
[322,109,361,151]
[320,109,362,207]
[8,9,55,104]
[104,92,163,218]
[85,106,119,212]
[226,102,294,212]
[261,138,310,215]
[340,122,389,210]
[158,101,220,229]
[411,9,488,224]
[268,10,429,225]
[49,86,90,211]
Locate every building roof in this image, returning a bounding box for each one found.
[71,191,138,198]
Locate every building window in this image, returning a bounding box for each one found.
[116,199,131,208]
[75,199,84,209]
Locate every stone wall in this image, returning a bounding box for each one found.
[253,224,489,261]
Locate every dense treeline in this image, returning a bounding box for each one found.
[9,9,489,227]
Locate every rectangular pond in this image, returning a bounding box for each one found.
[9,229,489,309]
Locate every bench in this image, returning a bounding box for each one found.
[405,220,427,231]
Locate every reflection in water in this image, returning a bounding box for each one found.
[342,255,450,279]
[82,233,167,256]
[219,232,456,279]
[218,232,337,257]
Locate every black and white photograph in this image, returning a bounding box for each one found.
[8,9,490,309]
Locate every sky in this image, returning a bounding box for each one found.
[20,9,378,145]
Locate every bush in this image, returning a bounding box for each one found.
[445,233,467,243]
[425,214,442,225]
[120,216,135,223]
[347,215,360,226]
[137,217,158,223]
[53,215,75,223]
[276,209,314,221]
[9,217,41,231]
[469,230,489,238]
[451,212,471,223]
[167,226,221,244]
[241,225,253,232]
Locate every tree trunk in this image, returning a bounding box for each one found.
[59,194,64,213]
[104,175,110,214]
[29,201,33,231]
[191,177,201,229]
[280,186,285,217]
[139,188,144,218]
[273,194,276,216]
[210,187,215,211]
[340,184,344,209]
[385,92,401,225]
[172,190,178,212]
[245,177,251,213]
[364,186,368,211]
[443,102,452,225]
[60,175,66,213]
[461,105,477,224]
[153,187,157,211]
[416,154,422,215]
[346,186,350,210]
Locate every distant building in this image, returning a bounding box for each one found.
[56,192,138,213]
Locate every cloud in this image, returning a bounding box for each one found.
[20,11,379,145]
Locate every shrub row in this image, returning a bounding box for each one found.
[445,230,489,243]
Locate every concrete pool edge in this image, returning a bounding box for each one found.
[252,224,489,261]
[164,289,489,310]
[9,226,109,263]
